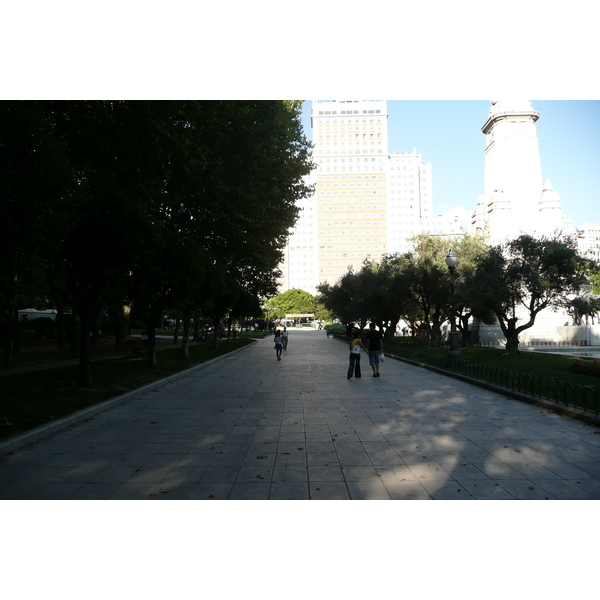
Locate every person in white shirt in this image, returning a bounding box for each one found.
[281,326,289,350]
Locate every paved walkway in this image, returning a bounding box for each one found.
[1,329,600,500]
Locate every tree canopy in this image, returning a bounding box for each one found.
[469,233,590,354]
[265,288,316,319]
[1,100,313,384]
[316,232,591,355]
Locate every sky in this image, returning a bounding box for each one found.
[301,100,600,228]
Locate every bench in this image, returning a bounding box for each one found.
[124,338,149,353]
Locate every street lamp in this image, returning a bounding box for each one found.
[445,250,462,361]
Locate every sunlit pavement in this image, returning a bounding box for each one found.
[1,328,600,500]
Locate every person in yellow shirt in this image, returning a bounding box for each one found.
[348,330,366,379]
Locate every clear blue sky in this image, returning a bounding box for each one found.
[301,100,600,228]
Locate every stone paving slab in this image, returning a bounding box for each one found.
[1,329,600,500]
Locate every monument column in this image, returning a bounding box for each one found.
[480,100,543,241]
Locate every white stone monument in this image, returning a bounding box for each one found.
[471,101,577,346]
[472,100,566,242]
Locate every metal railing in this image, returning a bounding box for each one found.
[473,339,593,348]
[384,347,600,416]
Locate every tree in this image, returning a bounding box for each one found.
[317,267,371,336]
[0,101,72,366]
[265,288,316,319]
[373,253,416,341]
[49,100,168,383]
[590,265,600,295]
[447,234,495,346]
[314,295,335,324]
[569,292,600,325]
[402,235,452,348]
[1,101,313,383]
[471,233,589,355]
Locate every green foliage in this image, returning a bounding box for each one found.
[589,266,600,295]
[471,233,589,354]
[0,101,313,381]
[265,288,316,318]
[569,293,600,325]
[567,358,600,378]
[316,232,589,356]
[326,323,347,336]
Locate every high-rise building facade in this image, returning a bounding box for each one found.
[312,100,390,285]
[387,150,433,254]
[281,100,433,293]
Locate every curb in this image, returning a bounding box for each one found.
[0,340,257,457]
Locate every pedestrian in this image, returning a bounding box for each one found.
[347,330,365,379]
[274,330,283,361]
[366,322,384,377]
[325,325,330,338]
[281,326,288,350]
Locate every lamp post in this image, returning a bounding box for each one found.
[445,250,462,361]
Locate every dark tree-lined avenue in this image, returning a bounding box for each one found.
[1,101,313,386]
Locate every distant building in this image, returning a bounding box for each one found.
[425,206,472,241]
[311,100,389,286]
[387,149,433,254]
[281,100,433,292]
[575,222,600,263]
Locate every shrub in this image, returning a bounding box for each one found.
[567,359,600,378]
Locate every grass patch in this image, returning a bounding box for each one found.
[0,339,254,441]
[399,346,600,388]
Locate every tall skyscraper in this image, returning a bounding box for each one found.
[281,100,432,293]
[312,100,389,286]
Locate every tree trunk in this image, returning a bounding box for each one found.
[212,317,220,350]
[78,312,93,388]
[55,302,66,351]
[68,315,80,359]
[181,312,190,360]
[90,313,100,346]
[173,315,180,345]
[505,334,520,356]
[458,314,471,347]
[3,319,15,368]
[144,315,158,369]
[114,303,131,351]
[3,275,19,368]
[384,319,399,342]
[501,317,520,356]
